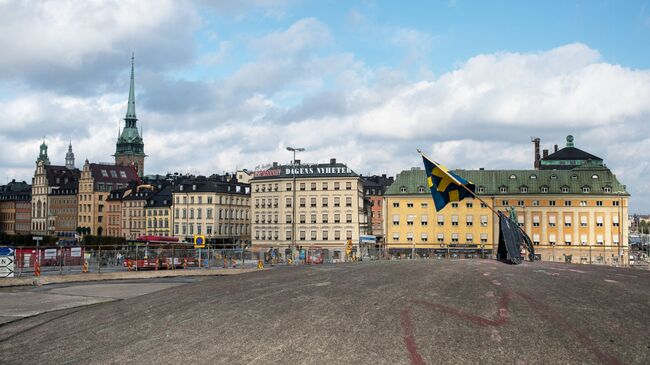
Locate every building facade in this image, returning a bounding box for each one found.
[121,186,154,239]
[361,174,394,242]
[114,56,146,177]
[171,178,251,247]
[0,181,31,235]
[78,161,139,236]
[250,159,366,259]
[145,186,173,237]
[386,136,630,265]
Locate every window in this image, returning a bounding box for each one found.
[564,234,572,245]
[311,197,317,207]
[437,214,444,226]
[561,186,569,193]
[466,202,473,208]
[286,230,292,240]
[322,230,328,240]
[322,197,328,207]
[346,197,352,207]
[406,233,413,242]
[418,186,425,193]
[400,186,407,193]
[518,200,524,206]
[120,171,127,178]
[532,200,539,206]
[451,215,459,226]
[502,200,509,206]
[346,182,352,190]
[406,215,414,225]
[451,233,459,243]
[571,175,578,180]
[311,182,316,191]
[421,202,428,208]
[322,182,328,190]
[300,231,306,241]
[346,214,352,223]
[533,216,540,227]
[582,186,590,193]
[300,214,305,224]
[311,231,317,240]
[451,203,458,208]
[564,200,572,206]
[548,215,556,227]
[596,201,603,206]
[596,216,603,227]
[477,186,486,193]
[286,214,292,223]
[334,230,341,240]
[110,170,117,178]
[520,186,528,193]
[480,215,488,227]
[613,215,620,227]
[101,169,108,177]
[421,233,428,242]
[286,197,292,208]
[550,174,558,180]
[407,202,413,208]
[509,174,516,179]
[286,183,292,191]
[613,201,620,206]
[300,198,306,208]
[334,182,340,190]
[541,186,549,193]
[499,186,507,193]
[549,200,556,206]
[580,201,587,206]
[311,214,317,224]
[529,174,537,180]
[564,216,572,227]
[335,214,341,223]
[393,233,400,241]
[532,234,539,245]
[299,183,305,191]
[346,230,352,239]
[393,202,399,208]
[466,233,473,243]
[549,234,556,245]
[580,216,587,227]
[466,215,473,226]
[322,213,328,223]
[437,233,444,243]
[421,215,428,225]
[392,215,399,225]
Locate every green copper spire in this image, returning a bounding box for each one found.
[126,53,137,120]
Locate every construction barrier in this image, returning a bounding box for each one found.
[34,260,41,277]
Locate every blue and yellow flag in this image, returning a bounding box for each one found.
[422,155,475,211]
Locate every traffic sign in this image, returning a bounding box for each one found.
[0,247,15,278]
[194,235,205,248]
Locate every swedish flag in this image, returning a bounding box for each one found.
[422,155,475,211]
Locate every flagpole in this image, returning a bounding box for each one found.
[417,149,534,259]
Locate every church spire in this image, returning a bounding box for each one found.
[65,139,75,169]
[125,53,137,121]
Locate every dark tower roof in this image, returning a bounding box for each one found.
[540,135,603,170]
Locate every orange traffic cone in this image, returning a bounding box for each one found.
[34,260,41,277]
[82,260,89,273]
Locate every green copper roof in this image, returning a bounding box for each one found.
[115,54,144,156]
[126,54,136,120]
[386,165,628,196]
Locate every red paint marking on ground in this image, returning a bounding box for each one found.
[411,292,512,328]
[400,309,426,365]
[516,292,621,365]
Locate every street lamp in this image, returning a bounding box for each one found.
[286,146,305,257]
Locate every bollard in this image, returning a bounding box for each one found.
[82,260,89,273]
[257,259,264,269]
[34,260,41,277]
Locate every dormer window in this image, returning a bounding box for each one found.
[550,174,558,180]
[571,174,578,180]
[509,174,517,179]
[499,186,507,193]
[540,186,549,193]
[603,186,612,193]
[591,174,599,179]
[477,186,486,193]
[529,174,537,179]
[400,186,407,193]
[120,171,127,178]
[561,186,569,193]
[418,186,425,193]
[520,186,528,193]
[582,186,590,193]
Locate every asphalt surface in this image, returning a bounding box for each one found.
[0,260,648,364]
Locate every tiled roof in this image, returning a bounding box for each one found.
[89,163,139,184]
[45,165,80,187]
[385,166,628,196]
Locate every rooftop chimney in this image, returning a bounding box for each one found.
[543,149,549,158]
[294,159,301,165]
[330,158,336,164]
[554,144,558,153]
[272,162,278,167]
[532,137,541,170]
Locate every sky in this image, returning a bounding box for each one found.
[1,0,649,212]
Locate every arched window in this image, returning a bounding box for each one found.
[520,186,528,193]
[418,186,425,193]
[561,186,569,193]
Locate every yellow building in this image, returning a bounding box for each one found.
[385,136,630,266]
[145,186,173,237]
[77,161,139,236]
[384,168,494,258]
[121,186,154,239]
